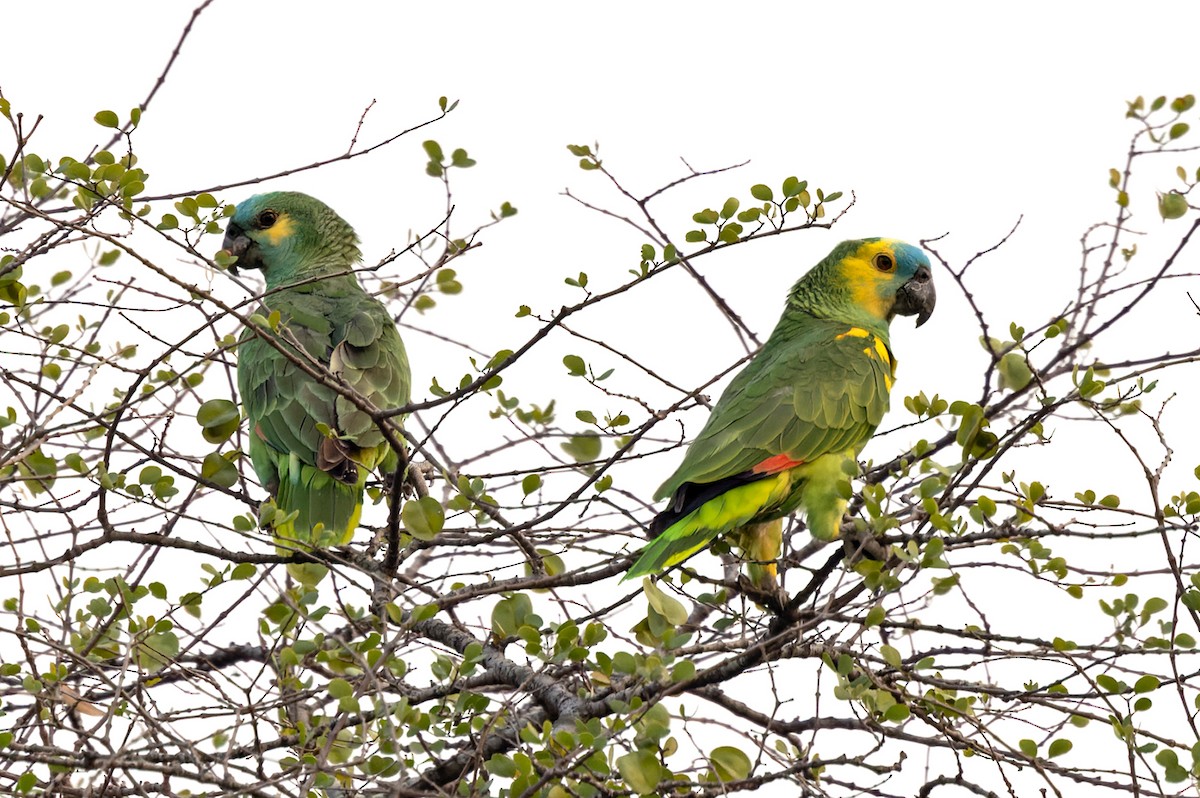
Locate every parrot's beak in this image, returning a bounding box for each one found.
[220,221,263,275]
[893,265,936,327]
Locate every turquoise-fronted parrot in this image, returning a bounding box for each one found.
[625,238,935,589]
[223,192,412,587]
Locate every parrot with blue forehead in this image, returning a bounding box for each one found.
[624,238,935,589]
[222,191,411,587]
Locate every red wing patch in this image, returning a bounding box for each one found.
[751,453,805,474]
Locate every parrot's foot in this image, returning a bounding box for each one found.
[402,461,436,496]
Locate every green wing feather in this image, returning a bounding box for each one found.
[239,283,410,586]
[625,318,893,584]
[657,318,890,500]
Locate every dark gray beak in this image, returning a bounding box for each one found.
[893,265,936,327]
[220,221,262,274]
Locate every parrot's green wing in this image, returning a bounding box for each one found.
[657,319,893,501]
[238,285,410,586]
[624,320,894,584]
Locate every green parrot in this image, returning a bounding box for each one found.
[624,238,935,590]
[223,192,412,587]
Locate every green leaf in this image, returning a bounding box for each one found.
[998,351,1033,391]
[750,184,773,201]
[422,140,444,162]
[880,644,902,668]
[450,148,476,168]
[781,176,805,197]
[617,750,663,795]
[1018,739,1038,757]
[1143,596,1168,616]
[709,746,751,781]
[196,399,240,444]
[231,563,256,580]
[521,474,541,495]
[563,355,586,376]
[643,578,688,625]
[401,497,444,541]
[201,452,239,488]
[18,447,58,494]
[410,603,437,623]
[137,631,179,672]
[1134,674,1160,693]
[931,574,960,595]
[490,592,535,638]
[671,659,696,682]
[561,434,601,464]
[1048,738,1072,758]
[94,110,120,128]
[486,754,517,778]
[1159,191,1188,220]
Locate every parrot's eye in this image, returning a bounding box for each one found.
[873,253,895,272]
[255,210,278,229]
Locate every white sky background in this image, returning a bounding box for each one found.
[4,2,1200,794]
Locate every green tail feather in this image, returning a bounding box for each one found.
[624,475,791,583]
[273,454,365,587]
[623,525,719,583]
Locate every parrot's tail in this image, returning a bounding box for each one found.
[272,460,366,587]
[623,476,789,583]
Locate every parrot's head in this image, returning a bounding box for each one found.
[220,192,361,284]
[794,238,936,332]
